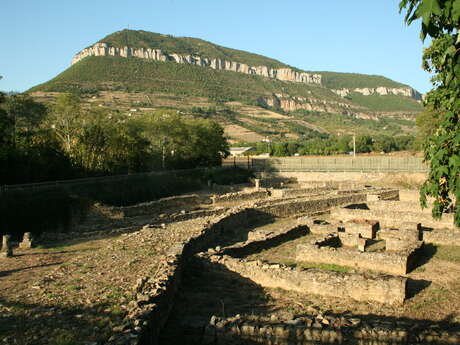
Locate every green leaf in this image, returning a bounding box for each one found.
[454,63,460,78]
[453,0,460,22]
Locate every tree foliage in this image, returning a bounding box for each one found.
[236,134,415,157]
[400,0,460,225]
[0,93,229,185]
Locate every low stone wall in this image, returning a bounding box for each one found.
[275,171,427,184]
[270,186,334,198]
[118,194,212,217]
[368,200,432,214]
[105,206,260,345]
[379,227,421,242]
[203,314,460,345]
[202,254,407,305]
[254,175,298,188]
[296,240,423,275]
[211,190,270,205]
[331,207,456,230]
[258,193,368,218]
[422,228,460,246]
[160,207,228,224]
[367,188,400,201]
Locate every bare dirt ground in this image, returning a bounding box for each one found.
[0,214,217,344]
[223,123,265,143]
[226,102,290,119]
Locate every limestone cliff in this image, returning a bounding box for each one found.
[332,87,422,101]
[258,94,353,115]
[72,42,322,85]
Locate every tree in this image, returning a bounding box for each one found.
[355,135,373,153]
[45,93,82,157]
[400,0,460,225]
[5,94,47,131]
[373,135,397,153]
[0,92,13,147]
[136,110,229,169]
[336,135,352,154]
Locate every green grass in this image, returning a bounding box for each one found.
[29,55,420,112]
[30,56,336,104]
[434,245,460,262]
[319,71,409,89]
[53,330,77,345]
[97,30,416,93]
[346,92,423,112]
[292,110,416,136]
[281,259,352,273]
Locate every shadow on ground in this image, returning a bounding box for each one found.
[0,297,124,345]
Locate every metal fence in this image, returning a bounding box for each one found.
[2,157,427,193]
[223,156,427,173]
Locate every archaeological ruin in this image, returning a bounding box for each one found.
[4,174,460,345]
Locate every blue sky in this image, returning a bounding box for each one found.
[1,0,431,93]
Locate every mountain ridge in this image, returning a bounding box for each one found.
[69,30,420,98]
[29,29,423,143]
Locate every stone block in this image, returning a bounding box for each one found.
[367,194,380,201]
[379,228,420,242]
[400,222,422,231]
[343,221,378,239]
[338,232,360,247]
[19,232,34,249]
[385,237,417,252]
[0,235,12,257]
[310,223,338,235]
[357,238,367,252]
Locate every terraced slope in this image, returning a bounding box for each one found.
[29,29,423,140]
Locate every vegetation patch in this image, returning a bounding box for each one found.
[346,92,422,112]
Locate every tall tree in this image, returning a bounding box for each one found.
[400,0,460,225]
[46,93,82,157]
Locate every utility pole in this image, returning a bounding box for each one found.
[353,135,356,158]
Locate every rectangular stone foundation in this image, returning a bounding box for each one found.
[206,254,406,305]
[296,241,423,275]
[331,207,456,230]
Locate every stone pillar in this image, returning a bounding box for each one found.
[357,238,367,252]
[19,232,34,249]
[0,235,13,257]
[254,179,260,191]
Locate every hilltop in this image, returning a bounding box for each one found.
[30,29,423,142]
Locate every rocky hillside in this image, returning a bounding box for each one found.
[29,29,423,142]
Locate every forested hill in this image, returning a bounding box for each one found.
[30,29,423,143]
[97,30,289,69]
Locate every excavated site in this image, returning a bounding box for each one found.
[2,177,460,345]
